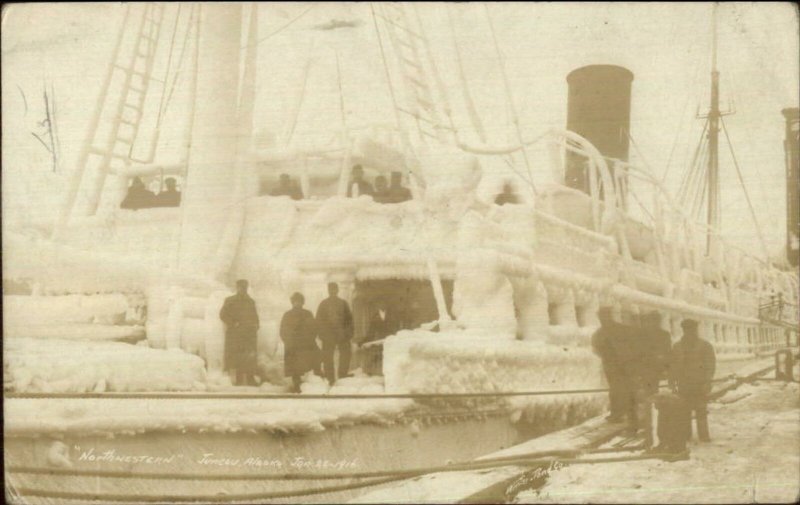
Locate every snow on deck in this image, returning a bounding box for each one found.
[519,380,800,504]
[4,338,206,393]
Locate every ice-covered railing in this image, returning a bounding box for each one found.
[546,128,791,316]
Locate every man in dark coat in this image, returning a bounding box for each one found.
[641,311,673,395]
[494,182,520,206]
[373,176,391,203]
[347,165,373,198]
[271,173,303,200]
[219,279,260,386]
[280,292,322,393]
[316,282,354,385]
[155,177,181,207]
[120,177,156,210]
[592,307,639,428]
[633,311,673,447]
[669,318,716,442]
[386,172,412,203]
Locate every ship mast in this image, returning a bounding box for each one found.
[705,2,721,254]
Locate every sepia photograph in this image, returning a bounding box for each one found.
[2,2,799,504]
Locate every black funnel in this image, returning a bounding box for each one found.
[565,65,634,195]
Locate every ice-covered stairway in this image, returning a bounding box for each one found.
[2,293,146,342]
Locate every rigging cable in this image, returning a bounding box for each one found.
[134,3,184,170]
[483,4,537,195]
[283,38,315,147]
[244,3,317,49]
[690,146,710,222]
[154,4,182,126]
[720,117,770,260]
[686,139,708,214]
[369,3,404,137]
[445,4,487,143]
[661,13,708,185]
[162,3,195,115]
[676,119,708,204]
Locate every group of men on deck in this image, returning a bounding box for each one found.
[592,307,716,456]
[219,280,355,393]
[120,176,181,210]
[264,165,412,204]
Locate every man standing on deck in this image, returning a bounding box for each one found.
[280,293,322,393]
[592,307,638,429]
[386,172,412,203]
[347,165,373,198]
[669,318,716,442]
[373,176,391,203]
[120,177,156,210]
[316,282,354,385]
[155,177,181,207]
[219,280,260,386]
[271,173,303,200]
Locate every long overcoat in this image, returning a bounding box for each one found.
[669,337,716,398]
[219,294,260,372]
[280,307,322,377]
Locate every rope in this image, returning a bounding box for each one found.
[720,117,770,261]
[153,4,181,126]
[7,447,634,482]
[676,119,708,204]
[335,49,347,131]
[243,3,316,49]
[13,452,669,503]
[283,39,314,147]
[10,366,778,503]
[370,3,404,137]
[162,3,194,117]
[483,4,537,195]
[446,5,486,143]
[5,387,611,401]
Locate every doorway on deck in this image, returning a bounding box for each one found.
[352,279,454,375]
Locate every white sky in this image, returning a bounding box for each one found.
[2,2,798,257]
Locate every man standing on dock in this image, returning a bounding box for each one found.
[592,307,638,429]
[639,311,673,447]
[316,282,354,385]
[669,318,716,442]
[219,279,260,386]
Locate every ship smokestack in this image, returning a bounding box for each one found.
[783,107,799,267]
[565,65,634,197]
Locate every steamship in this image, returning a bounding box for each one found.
[4,3,798,504]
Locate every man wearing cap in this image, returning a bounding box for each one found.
[219,280,261,386]
[156,177,181,207]
[280,292,322,393]
[316,282,354,385]
[669,318,716,442]
[591,307,638,427]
